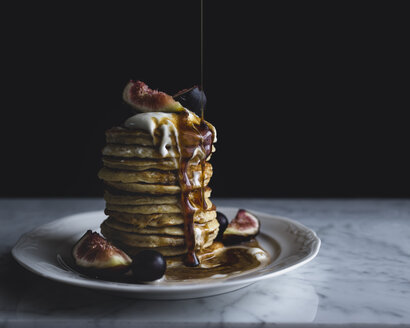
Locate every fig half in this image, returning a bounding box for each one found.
[72,230,132,276]
[123,80,183,113]
[223,209,260,244]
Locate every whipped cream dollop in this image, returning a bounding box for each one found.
[124,112,179,157]
[124,109,217,158]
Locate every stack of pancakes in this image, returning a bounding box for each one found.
[98,125,219,260]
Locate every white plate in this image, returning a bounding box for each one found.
[12,207,320,299]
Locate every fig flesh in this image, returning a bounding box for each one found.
[223,209,260,244]
[72,230,132,275]
[123,80,183,113]
[173,86,206,115]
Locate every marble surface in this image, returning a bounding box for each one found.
[1,198,410,327]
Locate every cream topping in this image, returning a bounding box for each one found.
[124,112,179,157]
[246,247,269,263]
[123,109,217,158]
[192,171,202,188]
[194,226,204,249]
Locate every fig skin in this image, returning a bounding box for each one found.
[223,209,261,245]
[123,80,183,113]
[72,230,132,277]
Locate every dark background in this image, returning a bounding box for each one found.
[1,1,409,198]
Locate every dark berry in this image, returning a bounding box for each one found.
[215,211,229,241]
[173,86,206,115]
[131,250,166,282]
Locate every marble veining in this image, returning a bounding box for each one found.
[1,198,410,327]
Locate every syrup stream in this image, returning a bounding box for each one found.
[179,0,210,267]
[200,0,206,213]
[200,0,204,121]
[178,113,213,267]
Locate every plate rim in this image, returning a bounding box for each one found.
[11,207,321,293]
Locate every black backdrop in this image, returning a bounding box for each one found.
[1,1,409,198]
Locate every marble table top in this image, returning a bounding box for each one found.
[1,198,409,327]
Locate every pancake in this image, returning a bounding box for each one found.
[100,162,212,184]
[104,217,184,235]
[103,143,215,159]
[166,242,225,266]
[103,216,219,237]
[104,191,179,205]
[105,181,181,194]
[105,203,181,215]
[104,211,184,228]
[104,186,212,202]
[105,211,183,228]
[112,241,224,259]
[103,157,179,171]
[98,167,179,184]
[99,106,218,261]
[101,221,185,247]
[195,226,219,249]
[100,163,212,194]
[101,218,219,249]
[106,127,154,146]
[104,209,217,227]
[102,144,179,158]
[110,241,187,257]
[104,174,212,194]
[105,191,213,214]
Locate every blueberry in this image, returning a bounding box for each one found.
[131,250,166,282]
[216,211,229,241]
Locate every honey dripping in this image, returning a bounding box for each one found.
[200,88,207,211]
[200,0,206,212]
[177,107,213,267]
[179,0,210,267]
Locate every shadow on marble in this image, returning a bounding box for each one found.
[1,251,319,324]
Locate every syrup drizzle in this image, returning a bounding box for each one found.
[177,111,213,267]
[199,0,207,215]
[176,0,211,267]
[200,0,204,122]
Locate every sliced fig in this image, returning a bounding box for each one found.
[173,86,206,115]
[123,80,183,113]
[72,230,132,276]
[223,209,260,244]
